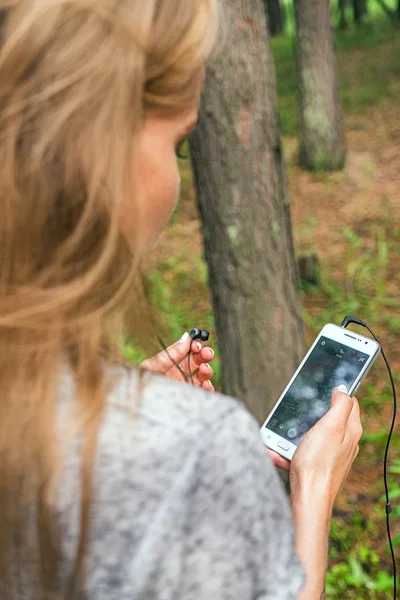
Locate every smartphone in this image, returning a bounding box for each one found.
[259,323,380,461]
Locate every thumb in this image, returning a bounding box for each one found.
[323,385,354,428]
[141,332,191,372]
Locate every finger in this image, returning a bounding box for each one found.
[200,347,215,363]
[191,365,214,386]
[345,396,363,442]
[201,380,215,392]
[183,346,214,374]
[190,340,203,354]
[182,340,203,373]
[267,450,291,472]
[197,362,214,382]
[190,373,211,389]
[141,332,192,372]
[322,386,354,429]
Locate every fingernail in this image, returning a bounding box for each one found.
[338,384,348,393]
[207,380,213,387]
[209,348,215,356]
[180,332,189,343]
[196,342,202,351]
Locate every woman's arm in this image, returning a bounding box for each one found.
[288,387,363,599]
[292,488,331,599]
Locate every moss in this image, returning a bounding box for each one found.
[271,219,281,241]
[227,225,240,247]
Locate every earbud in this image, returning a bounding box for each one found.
[190,328,210,342]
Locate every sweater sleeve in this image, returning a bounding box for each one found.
[181,399,305,600]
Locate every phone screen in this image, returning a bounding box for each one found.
[265,336,369,446]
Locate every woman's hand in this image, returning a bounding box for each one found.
[290,386,363,510]
[268,386,363,500]
[140,332,215,391]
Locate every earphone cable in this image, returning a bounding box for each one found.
[341,316,397,599]
[188,338,195,386]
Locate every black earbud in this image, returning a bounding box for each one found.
[190,328,210,342]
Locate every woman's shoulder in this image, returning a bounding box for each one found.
[104,363,258,442]
[58,362,262,460]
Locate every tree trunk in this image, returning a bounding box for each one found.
[295,0,346,171]
[338,0,348,29]
[264,0,285,36]
[353,0,367,24]
[397,0,400,19]
[189,0,305,423]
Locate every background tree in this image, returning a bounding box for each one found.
[338,0,349,29]
[294,0,346,171]
[264,0,285,36]
[374,0,397,19]
[353,0,368,23]
[190,0,305,423]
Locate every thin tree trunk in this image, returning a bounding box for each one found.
[190,0,305,423]
[295,0,346,171]
[264,0,285,36]
[353,0,367,24]
[338,0,348,29]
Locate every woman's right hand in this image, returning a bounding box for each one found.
[290,386,363,512]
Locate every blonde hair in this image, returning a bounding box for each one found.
[0,0,218,597]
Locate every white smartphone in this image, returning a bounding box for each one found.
[260,323,380,461]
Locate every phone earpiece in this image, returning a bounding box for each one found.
[190,328,210,342]
[189,328,201,340]
[187,329,211,386]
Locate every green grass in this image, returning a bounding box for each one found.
[271,8,400,135]
[303,224,398,330]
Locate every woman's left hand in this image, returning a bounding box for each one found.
[140,332,215,391]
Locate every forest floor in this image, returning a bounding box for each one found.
[143,18,400,600]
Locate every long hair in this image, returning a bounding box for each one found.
[0,0,219,597]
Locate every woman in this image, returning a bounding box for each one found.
[0,1,362,599]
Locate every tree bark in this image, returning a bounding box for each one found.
[189,0,305,423]
[295,0,346,171]
[264,0,285,36]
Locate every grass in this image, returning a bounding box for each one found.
[304,225,398,328]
